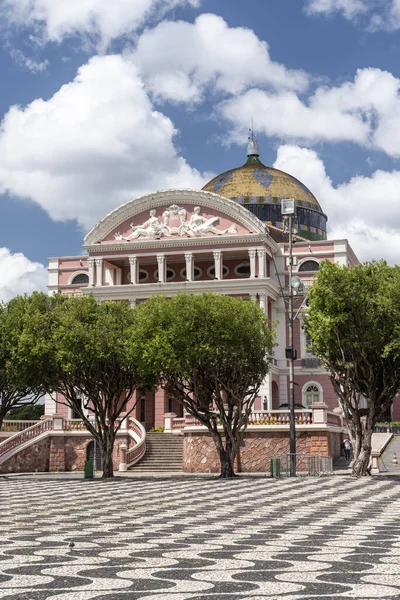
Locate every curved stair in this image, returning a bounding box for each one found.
[130,432,183,472]
[0,419,53,465]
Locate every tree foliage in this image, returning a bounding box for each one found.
[20,293,155,478]
[132,293,275,478]
[6,404,45,421]
[305,260,400,476]
[0,295,47,430]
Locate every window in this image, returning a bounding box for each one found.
[71,273,89,285]
[154,268,175,281]
[140,397,146,422]
[127,269,148,283]
[180,266,202,280]
[298,260,319,272]
[207,265,229,278]
[304,383,320,407]
[234,262,251,277]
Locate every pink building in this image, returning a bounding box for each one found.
[46,140,371,426]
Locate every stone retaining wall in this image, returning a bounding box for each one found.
[0,435,128,473]
[183,429,342,473]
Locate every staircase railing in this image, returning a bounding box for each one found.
[126,417,146,467]
[1,420,41,433]
[0,419,53,461]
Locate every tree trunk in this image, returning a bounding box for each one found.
[219,450,236,478]
[352,425,373,477]
[218,437,237,478]
[351,419,363,464]
[100,432,116,479]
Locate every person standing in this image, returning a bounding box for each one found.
[343,438,352,461]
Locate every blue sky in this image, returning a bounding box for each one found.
[1,0,400,298]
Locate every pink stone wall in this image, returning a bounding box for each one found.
[0,435,127,473]
[49,436,65,472]
[64,436,123,471]
[183,430,340,473]
[0,438,50,473]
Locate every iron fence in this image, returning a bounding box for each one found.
[271,453,333,477]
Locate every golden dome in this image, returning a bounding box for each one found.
[203,160,321,210]
[202,145,327,241]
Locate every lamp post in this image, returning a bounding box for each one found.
[281,199,302,477]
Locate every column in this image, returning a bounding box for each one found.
[157,254,166,283]
[259,293,267,314]
[88,258,95,287]
[185,253,194,282]
[257,249,267,278]
[95,258,103,287]
[129,256,138,285]
[249,292,257,302]
[119,444,127,472]
[213,250,223,280]
[248,249,257,279]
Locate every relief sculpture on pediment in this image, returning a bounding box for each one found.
[114,205,237,241]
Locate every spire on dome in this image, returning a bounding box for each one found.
[246,122,262,165]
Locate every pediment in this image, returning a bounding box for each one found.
[84,189,269,246]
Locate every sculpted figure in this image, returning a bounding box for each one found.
[187,207,237,237]
[115,210,163,241]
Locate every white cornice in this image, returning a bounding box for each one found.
[84,189,277,250]
[84,234,272,254]
[82,277,281,301]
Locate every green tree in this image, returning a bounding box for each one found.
[21,293,155,478]
[305,260,400,477]
[132,293,274,478]
[0,296,47,430]
[6,404,45,420]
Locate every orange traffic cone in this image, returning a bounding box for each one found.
[393,452,398,465]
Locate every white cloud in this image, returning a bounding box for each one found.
[305,0,400,31]
[0,54,209,230]
[219,68,400,156]
[132,14,308,103]
[9,48,49,73]
[0,0,199,48]
[305,0,368,20]
[0,248,47,301]
[274,144,400,264]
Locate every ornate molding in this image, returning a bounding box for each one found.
[84,189,271,247]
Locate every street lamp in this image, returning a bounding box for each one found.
[281,198,299,477]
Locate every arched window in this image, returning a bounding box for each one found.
[298,260,319,272]
[71,273,89,285]
[303,383,321,407]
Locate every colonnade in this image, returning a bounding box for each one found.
[87,248,269,287]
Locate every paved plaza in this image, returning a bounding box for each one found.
[2,476,400,599]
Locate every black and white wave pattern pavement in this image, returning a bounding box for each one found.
[1,475,400,599]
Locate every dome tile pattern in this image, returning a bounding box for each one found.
[202,157,327,241]
[203,164,321,209]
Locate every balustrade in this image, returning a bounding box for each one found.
[0,419,53,459]
[1,420,40,433]
[124,417,146,468]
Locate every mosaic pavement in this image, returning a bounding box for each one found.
[1,475,400,599]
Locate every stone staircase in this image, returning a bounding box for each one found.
[130,432,184,473]
[380,434,400,474]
